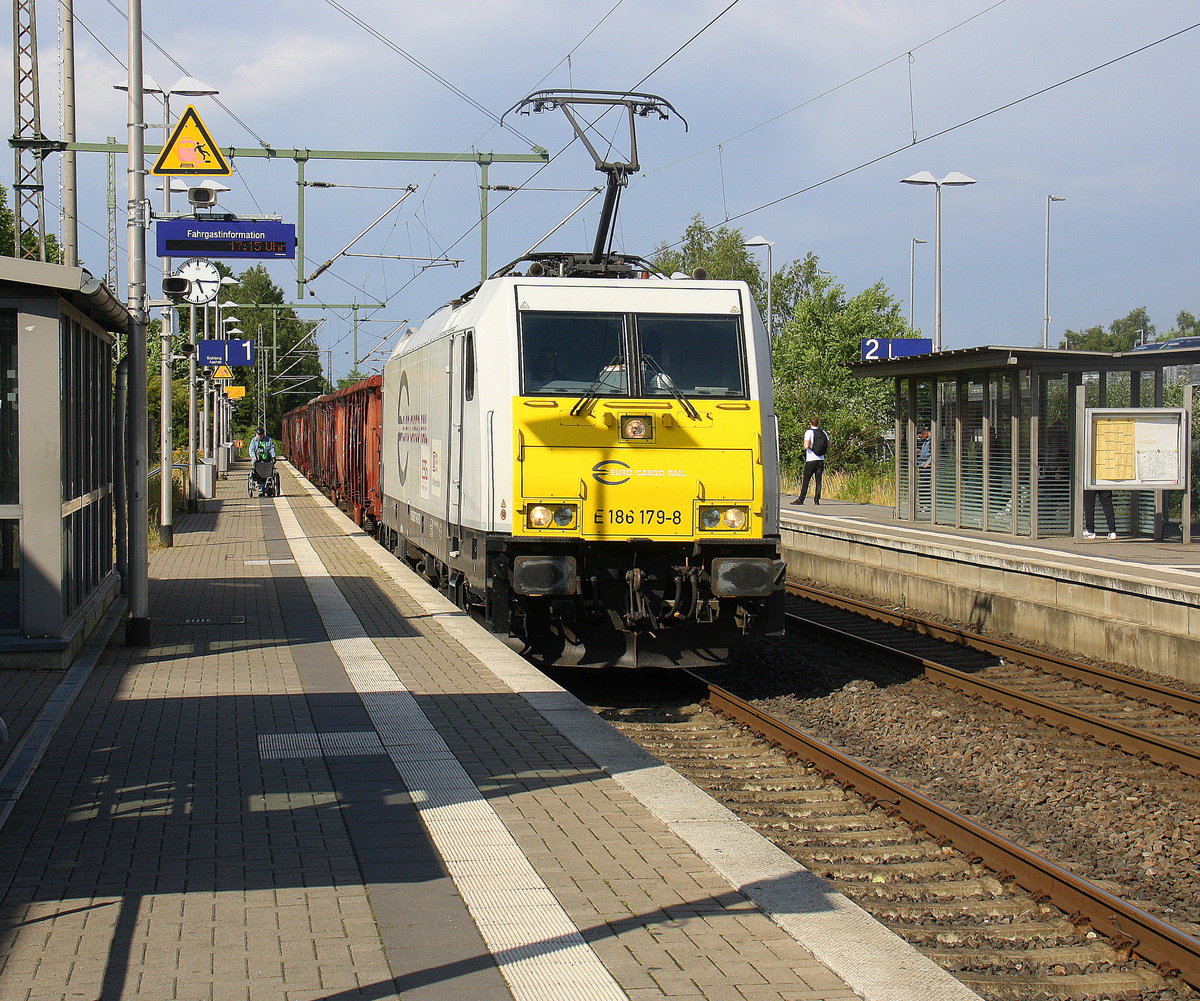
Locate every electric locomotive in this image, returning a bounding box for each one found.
[379,250,785,667]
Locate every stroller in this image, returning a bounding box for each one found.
[248,458,281,497]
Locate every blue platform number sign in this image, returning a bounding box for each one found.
[198,339,255,367]
[861,337,934,361]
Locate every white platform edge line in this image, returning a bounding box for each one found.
[275,493,629,1001]
[283,463,984,1001]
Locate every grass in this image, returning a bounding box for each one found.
[781,466,894,506]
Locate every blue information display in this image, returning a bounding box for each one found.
[157,219,295,259]
[198,339,255,367]
[861,337,933,361]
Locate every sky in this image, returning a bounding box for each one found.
[5,0,1199,376]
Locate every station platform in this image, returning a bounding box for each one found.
[778,495,1200,682]
[0,462,982,1001]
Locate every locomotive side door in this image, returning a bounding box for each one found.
[447,330,472,533]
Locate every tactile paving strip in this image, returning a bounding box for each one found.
[276,498,628,1001]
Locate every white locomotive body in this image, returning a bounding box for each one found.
[380,254,784,666]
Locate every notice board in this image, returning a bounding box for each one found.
[1086,408,1187,489]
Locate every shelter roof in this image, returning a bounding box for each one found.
[850,344,1200,378]
[0,257,129,331]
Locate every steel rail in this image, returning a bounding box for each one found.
[700,681,1200,989]
[785,606,1200,778]
[788,581,1200,718]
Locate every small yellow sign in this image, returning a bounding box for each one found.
[212,365,234,380]
[151,105,231,176]
[224,385,246,399]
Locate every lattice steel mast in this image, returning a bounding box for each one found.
[11,0,48,259]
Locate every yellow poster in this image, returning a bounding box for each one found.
[1092,416,1135,480]
[224,385,245,399]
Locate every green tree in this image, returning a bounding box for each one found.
[337,367,366,389]
[653,215,911,473]
[1062,307,1154,350]
[0,184,64,262]
[770,255,909,470]
[167,264,329,443]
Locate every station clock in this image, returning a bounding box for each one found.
[174,258,222,305]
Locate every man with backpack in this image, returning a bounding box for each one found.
[793,418,829,505]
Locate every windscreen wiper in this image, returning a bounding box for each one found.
[570,353,624,416]
[641,353,700,421]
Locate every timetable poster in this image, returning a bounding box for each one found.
[1089,410,1184,487]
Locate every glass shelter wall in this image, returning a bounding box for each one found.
[887,352,1196,541]
[0,264,124,660]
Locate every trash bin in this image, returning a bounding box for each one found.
[217,444,230,474]
[195,459,216,499]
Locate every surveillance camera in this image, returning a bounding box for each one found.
[187,186,218,208]
[162,276,190,297]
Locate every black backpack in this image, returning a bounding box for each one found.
[810,427,829,457]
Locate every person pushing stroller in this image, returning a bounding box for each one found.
[249,427,277,497]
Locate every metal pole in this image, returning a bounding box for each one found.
[480,160,489,282]
[933,182,943,353]
[909,238,926,334]
[114,356,128,588]
[202,376,210,457]
[295,156,306,300]
[187,302,196,507]
[61,0,78,265]
[124,0,150,645]
[765,242,773,340]
[202,304,211,457]
[158,94,174,546]
[1042,195,1065,349]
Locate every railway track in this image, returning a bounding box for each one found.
[566,585,1200,1000]
[592,680,1198,1001]
[786,582,1200,778]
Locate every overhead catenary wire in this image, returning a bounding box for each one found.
[660,20,1200,248]
[643,0,1011,178]
[317,0,539,148]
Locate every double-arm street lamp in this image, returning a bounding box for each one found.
[900,171,977,352]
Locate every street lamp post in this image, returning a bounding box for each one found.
[743,236,775,338]
[1042,194,1066,348]
[909,238,927,334]
[901,171,977,352]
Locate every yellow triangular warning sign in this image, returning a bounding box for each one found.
[212,365,233,380]
[151,105,231,176]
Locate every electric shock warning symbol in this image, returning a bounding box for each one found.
[151,105,232,176]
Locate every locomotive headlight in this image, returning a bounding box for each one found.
[699,506,749,531]
[526,503,577,529]
[722,507,748,530]
[620,415,653,440]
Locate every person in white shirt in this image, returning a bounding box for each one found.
[792,419,828,505]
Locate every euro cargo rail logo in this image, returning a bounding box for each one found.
[592,460,631,485]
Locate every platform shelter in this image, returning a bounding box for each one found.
[0,258,129,665]
[852,345,1199,540]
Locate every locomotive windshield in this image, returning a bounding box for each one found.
[520,311,745,398]
[521,312,627,395]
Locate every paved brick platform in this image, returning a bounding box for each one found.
[0,464,981,1001]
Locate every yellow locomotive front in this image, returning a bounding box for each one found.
[498,282,785,667]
